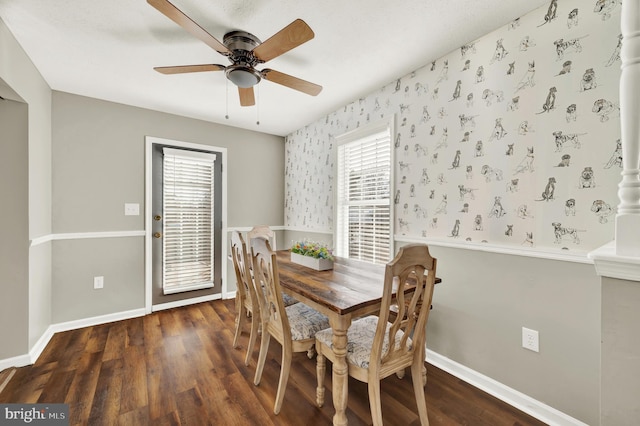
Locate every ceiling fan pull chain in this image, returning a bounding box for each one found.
[225,78,229,120]
[256,84,260,126]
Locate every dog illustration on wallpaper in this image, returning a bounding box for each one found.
[437,60,449,83]
[414,82,428,96]
[507,62,515,75]
[432,87,440,100]
[557,154,571,167]
[435,128,448,150]
[474,215,484,231]
[467,93,474,107]
[566,104,577,122]
[606,34,622,67]
[431,153,439,164]
[459,114,477,130]
[536,177,557,201]
[410,125,416,138]
[458,184,477,201]
[517,204,534,220]
[450,80,462,101]
[557,60,572,76]
[580,68,597,91]
[507,96,520,111]
[398,218,410,233]
[437,173,447,185]
[591,200,616,223]
[413,204,428,219]
[519,36,536,51]
[604,139,622,169]
[522,232,534,247]
[488,196,507,218]
[578,167,596,188]
[554,131,586,151]
[506,179,519,193]
[460,43,476,58]
[518,121,534,135]
[537,87,557,113]
[462,60,471,71]
[430,218,438,229]
[450,150,461,169]
[480,165,504,182]
[449,219,461,237]
[434,195,448,215]
[414,144,428,157]
[394,190,401,205]
[592,99,619,122]
[476,66,485,83]
[475,140,484,157]
[594,0,620,21]
[539,0,558,26]
[429,189,435,199]
[505,224,514,237]
[567,8,579,28]
[505,144,514,156]
[489,39,509,64]
[466,165,474,180]
[460,131,472,143]
[420,106,431,123]
[552,222,583,245]
[460,203,469,213]
[565,199,577,216]
[409,184,416,198]
[488,118,507,141]
[554,37,587,60]
[482,89,504,106]
[515,62,536,92]
[420,168,431,185]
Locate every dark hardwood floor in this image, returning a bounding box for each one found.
[0,299,547,425]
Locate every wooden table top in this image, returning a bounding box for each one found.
[275,250,440,316]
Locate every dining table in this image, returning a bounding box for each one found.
[274,250,441,426]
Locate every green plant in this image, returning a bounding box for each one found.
[290,240,334,261]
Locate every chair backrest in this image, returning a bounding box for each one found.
[373,244,437,373]
[250,237,290,342]
[230,231,258,311]
[247,225,277,250]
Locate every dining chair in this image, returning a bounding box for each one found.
[230,231,262,366]
[250,237,330,415]
[247,224,277,250]
[315,243,437,426]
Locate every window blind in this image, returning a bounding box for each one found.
[162,148,216,294]
[336,128,392,264]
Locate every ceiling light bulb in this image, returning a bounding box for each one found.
[227,67,260,88]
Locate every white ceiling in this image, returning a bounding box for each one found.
[0,0,550,136]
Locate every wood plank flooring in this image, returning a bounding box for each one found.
[0,299,547,425]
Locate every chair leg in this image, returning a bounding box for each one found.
[233,303,246,349]
[244,310,259,366]
[254,332,270,386]
[273,344,292,415]
[316,347,326,407]
[411,361,430,426]
[368,379,384,426]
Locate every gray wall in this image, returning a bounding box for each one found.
[0,17,53,359]
[601,276,640,425]
[0,98,29,359]
[51,91,284,322]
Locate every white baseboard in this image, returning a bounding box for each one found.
[426,349,588,426]
[0,353,32,370]
[152,293,221,312]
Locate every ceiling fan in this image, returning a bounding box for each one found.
[148,0,322,107]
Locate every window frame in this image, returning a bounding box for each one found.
[333,118,395,264]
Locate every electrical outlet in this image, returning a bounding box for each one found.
[124,203,140,216]
[94,276,104,289]
[522,327,539,352]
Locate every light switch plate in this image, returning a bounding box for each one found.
[124,203,140,216]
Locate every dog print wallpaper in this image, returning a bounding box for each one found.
[285,0,622,254]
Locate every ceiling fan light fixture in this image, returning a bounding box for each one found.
[226,66,261,88]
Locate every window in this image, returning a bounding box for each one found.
[162,148,216,294]
[335,120,393,264]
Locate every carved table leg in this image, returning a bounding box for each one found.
[330,315,351,426]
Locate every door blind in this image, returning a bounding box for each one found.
[336,129,391,264]
[162,148,216,294]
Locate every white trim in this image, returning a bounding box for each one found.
[152,293,221,312]
[280,226,332,234]
[145,136,228,312]
[30,230,145,247]
[426,349,589,426]
[588,241,640,281]
[226,225,287,232]
[396,235,593,264]
[0,353,32,370]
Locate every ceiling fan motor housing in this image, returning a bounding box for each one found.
[223,31,264,88]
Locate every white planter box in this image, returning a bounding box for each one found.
[290,252,334,271]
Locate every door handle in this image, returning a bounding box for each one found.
[154,232,162,238]
[154,215,162,221]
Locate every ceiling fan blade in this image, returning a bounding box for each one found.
[147,0,230,55]
[239,87,255,106]
[154,64,226,74]
[261,69,322,96]
[252,19,314,63]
